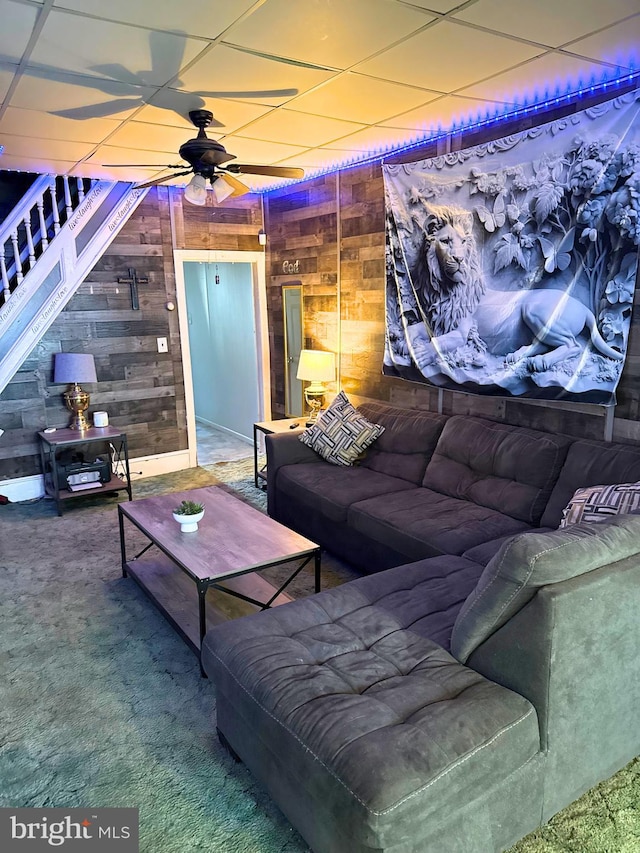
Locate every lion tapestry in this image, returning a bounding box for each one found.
[382,87,640,404]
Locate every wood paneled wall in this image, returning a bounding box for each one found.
[0,186,264,483]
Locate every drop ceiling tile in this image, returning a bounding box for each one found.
[0,106,121,143]
[135,96,273,133]
[453,0,640,48]
[458,53,621,104]
[213,136,307,166]
[0,67,16,101]
[88,145,179,168]
[277,148,355,170]
[0,1,39,62]
[286,73,440,124]
[178,44,336,105]
[379,94,513,132]
[232,109,365,148]
[0,154,78,174]
[10,72,153,120]
[30,9,205,86]
[226,0,433,69]
[398,0,467,12]
[567,15,640,69]
[54,0,256,40]
[105,121,205,154]
[325,124,429,153]
[355,20,544,91]
[0,133,94,161]
[69,164,168,184]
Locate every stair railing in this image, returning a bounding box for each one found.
[0,175,91,305]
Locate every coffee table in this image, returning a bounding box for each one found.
[118,486,321,675]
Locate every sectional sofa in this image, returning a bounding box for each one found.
[202,402,640,853]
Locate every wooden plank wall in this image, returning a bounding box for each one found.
[264,176,339,418]
[0,186,264,484]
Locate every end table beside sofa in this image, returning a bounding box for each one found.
[202,402,640,853]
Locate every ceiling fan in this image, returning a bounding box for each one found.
[104,109,304,204]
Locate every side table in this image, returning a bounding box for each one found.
[253,418,304,489]
[38,426,133,516]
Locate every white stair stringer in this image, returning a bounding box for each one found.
[0,181,149,395]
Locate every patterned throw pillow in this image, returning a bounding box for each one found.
[300,391,385,466]
[559,481,640,528]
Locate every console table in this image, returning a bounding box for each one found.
[38,426,132,516]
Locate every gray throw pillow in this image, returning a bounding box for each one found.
[559,481,640,527]
[450,513,640,663]
[300,390,385,466]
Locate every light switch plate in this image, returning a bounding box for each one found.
[157,337,168,353]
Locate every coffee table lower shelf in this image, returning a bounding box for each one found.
[124,553,296,656]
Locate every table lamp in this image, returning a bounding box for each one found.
[296,349,336,423]
[54,353,97,431]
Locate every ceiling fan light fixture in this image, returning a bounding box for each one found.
[184,173,208,206]
[212,176,235,204]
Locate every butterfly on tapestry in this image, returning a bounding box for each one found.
[382,87,640,404]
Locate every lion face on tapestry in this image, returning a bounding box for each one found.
[415,205,485,336]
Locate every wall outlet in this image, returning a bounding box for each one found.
[157,337,168,353]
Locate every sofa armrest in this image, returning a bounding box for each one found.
[266,431,321,516]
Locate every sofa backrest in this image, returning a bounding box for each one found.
[357,403,448,485]
[424,415,573,524]
[450,512,640,664]
[540,438,640,528]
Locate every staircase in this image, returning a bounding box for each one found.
[0,176,149,394]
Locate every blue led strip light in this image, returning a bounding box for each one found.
[258,69,640,194]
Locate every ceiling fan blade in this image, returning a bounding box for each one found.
[227,164,305,179]
[135,170,193,189]
[217,173,251,198]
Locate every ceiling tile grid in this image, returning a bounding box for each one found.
[0,0,637,192]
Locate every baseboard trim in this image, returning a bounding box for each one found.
[1,449,194,503]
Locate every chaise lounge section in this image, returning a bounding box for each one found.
[202,402,640,852]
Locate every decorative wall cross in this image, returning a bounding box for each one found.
[117,267,148,310]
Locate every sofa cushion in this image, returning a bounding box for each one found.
[559,481,640,527]
[202,564,539,849]
[462,529,555,566]
[276,462,416,524]
[300,391,384,466]
[540,439,640,528]
[424,416,572,524]
[357,402,448,484]
[349,487,531,560]
[451,513,640,663]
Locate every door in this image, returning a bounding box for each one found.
[283,283,303,417]
[183,260,259,441]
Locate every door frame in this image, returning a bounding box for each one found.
[173,249,271,468]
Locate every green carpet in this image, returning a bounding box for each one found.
[0,459,638,852]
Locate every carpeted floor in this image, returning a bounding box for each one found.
[0,458,638,852]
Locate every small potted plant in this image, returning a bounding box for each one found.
[172,499,205,533]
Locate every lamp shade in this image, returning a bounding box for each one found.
[184,173,208,206]
[212,176,235,204]
[54,353,97,384]
[296,349,336,383]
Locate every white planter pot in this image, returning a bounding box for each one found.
[172,509,204,533]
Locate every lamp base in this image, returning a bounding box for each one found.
[304,388,325,423]
[63,385,91,431]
